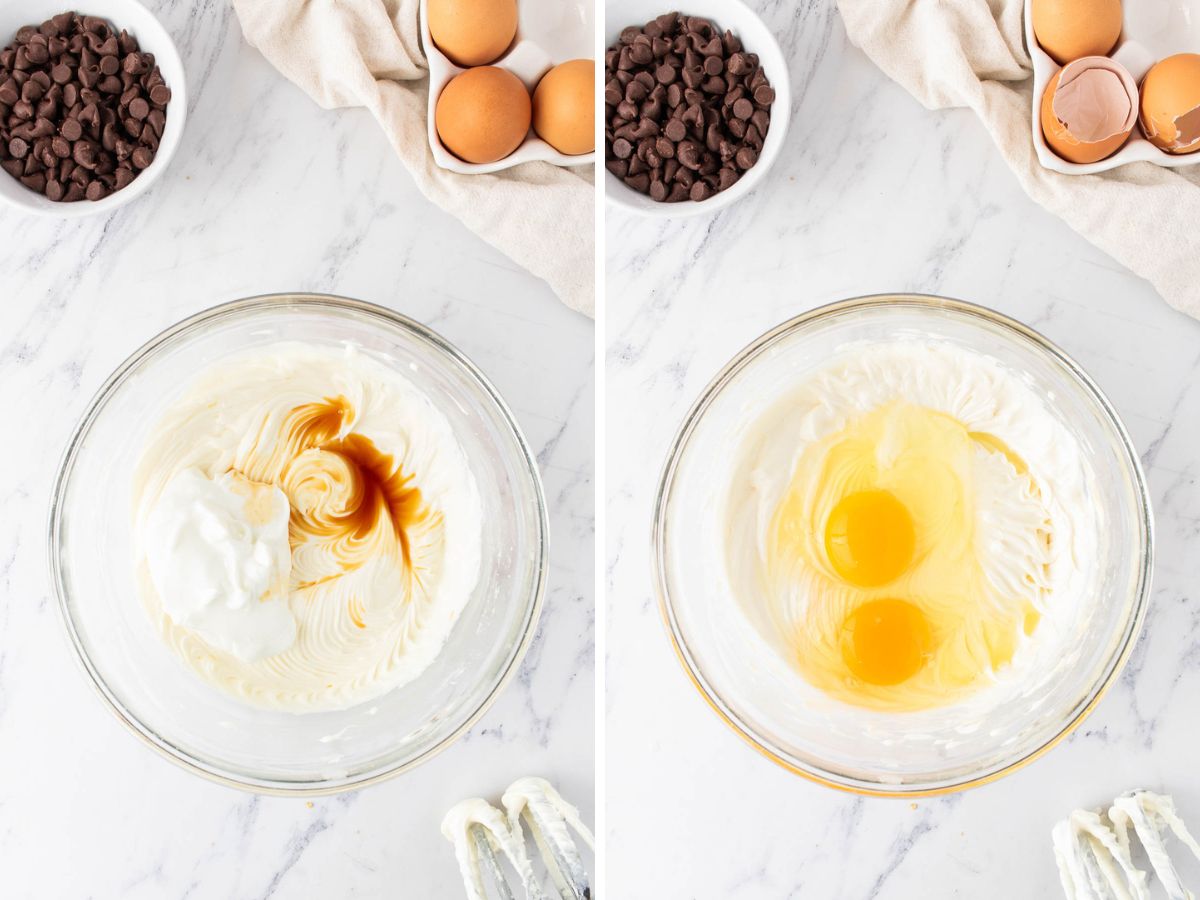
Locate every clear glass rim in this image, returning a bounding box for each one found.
[652,293,1154,797]
[47,292,550,796]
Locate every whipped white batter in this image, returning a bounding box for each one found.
[1055,791,1200,900]
[442,778,594,900]
[722,341,1092,708]
[133,342,483,713]
[143,468,295,662]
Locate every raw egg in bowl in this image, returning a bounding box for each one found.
[654,295,1151,795]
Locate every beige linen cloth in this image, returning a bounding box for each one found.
[232,0,594,317]
[838,0,1200,317]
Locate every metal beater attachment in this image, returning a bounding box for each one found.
[1054,790,1200,900]
[503,777,594,900]
[442,797,544,900]
[442,779,593,899]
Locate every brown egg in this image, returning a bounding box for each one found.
[435,66,531,164]
[532,60,595,156]
[1041,58,1137,163]
[1032,0,1122,65]
[428,0,517,67]
[1139,54,1200,154]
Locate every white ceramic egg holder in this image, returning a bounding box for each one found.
[1026,0,1200,174]
[420,0,596,174]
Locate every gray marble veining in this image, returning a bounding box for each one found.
[605,3,1200,897]
[0,4,593,898]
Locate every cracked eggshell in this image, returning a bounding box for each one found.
[1032,0,1123,65]
[1139,53,1200,154]
[1041,57,1138,163]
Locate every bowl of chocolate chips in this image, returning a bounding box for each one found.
[604,0,790,217]
[0,0,186,217]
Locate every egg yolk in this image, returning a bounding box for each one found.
[841,598,932,686]
[824,489,916,587]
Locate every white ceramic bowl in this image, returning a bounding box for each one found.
[0,0,186,217]
[421,0,595,174]
[1027,0,1200,174]
[655,295,1152,795]
[604,0,791,217]
[50,295,549,794]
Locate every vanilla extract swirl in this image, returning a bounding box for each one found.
[132,344,482,713]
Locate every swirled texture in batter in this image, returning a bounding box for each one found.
[725,342,1082,712]
[133,343,482,712]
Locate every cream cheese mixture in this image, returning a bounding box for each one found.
[133,342,483,713]
[723,341,1090,711]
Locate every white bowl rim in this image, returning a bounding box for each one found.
[603,0,792,218]
[652,292,1155,796]
[47,292,550,796]
[0,0,188,218]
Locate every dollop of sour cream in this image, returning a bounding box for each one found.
[143,468,296,662]
[132,342,483,713]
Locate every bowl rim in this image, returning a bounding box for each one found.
[602,0,792,218]
[0,0,189,219]
[47,292,550,796]
[651,292,1154,797]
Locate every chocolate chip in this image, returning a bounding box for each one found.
[663,118,686,142]
[624,172,650,192]
[630,43,653,65]
[751,109,770,136]
[606,10,774,204]
[0,10,170,201]
[72,140,95,168]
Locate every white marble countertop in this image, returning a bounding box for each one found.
[605,2,1200,897]
[0,4,593,898]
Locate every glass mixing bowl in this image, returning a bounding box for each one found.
[654,295,1152,796]
[49,294,548,794]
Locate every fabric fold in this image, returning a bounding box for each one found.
[838,0,1200,317]
[233,0,594,316]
